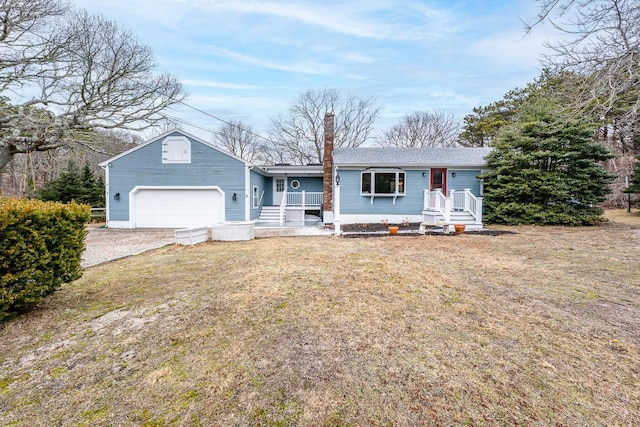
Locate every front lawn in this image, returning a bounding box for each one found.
[1,211,639,425]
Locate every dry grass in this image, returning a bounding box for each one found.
[1,209,639,426]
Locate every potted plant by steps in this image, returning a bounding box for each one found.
[388,226,399,235]
[454,224,465,234]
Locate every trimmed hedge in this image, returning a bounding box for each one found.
[0,198,90,321]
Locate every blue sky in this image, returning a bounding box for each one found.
[73,0,558,142]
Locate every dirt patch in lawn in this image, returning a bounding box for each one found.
[1,210,639,426]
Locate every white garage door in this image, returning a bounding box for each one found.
[132,187,224,228]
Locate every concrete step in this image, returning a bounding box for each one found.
[422,210,478,227]
[257,206,283,222]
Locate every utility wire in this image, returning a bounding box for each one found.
[173,101,273,143]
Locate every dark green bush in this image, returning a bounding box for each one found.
[481,111,615,226]
[0,198,90,321]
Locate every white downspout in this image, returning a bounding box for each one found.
[245,165,253,221]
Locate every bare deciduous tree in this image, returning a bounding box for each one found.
[213,120,267,164]
[0,0,69,89]
[378,110,460,148]
[0,2,186,172]
[268,88,379,164]
[526,0,640,123]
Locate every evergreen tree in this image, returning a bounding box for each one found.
[79,163,104,206]
[39,160,104,207]
[629,155,640,193]
[480,104,615,225]
[458,70,581,147]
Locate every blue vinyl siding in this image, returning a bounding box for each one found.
[250,170,269,219]
[264,177,273,206]
[448,169,483,195]
[287,176,323,192]
[338,169,429,215]
[338,168,484,215]
[108,132,247,222]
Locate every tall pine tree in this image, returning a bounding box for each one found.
[480,103,615,225]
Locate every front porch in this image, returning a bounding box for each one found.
[422,188,484,230]
[257,190,323,226]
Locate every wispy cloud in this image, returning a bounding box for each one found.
[200,0,455,41]
[180,79,263,91]
[206,46,339,75]
[468,29,551,67]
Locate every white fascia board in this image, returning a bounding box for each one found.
[99,128,251,167]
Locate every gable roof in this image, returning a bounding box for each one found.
[98,128,251,167]
[333,147,492,168]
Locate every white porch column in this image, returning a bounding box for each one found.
[476,197,483,225]
[334,184,341,235]
[443,194,451,224]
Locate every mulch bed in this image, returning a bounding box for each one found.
[341,223,421,233]
[339,223,515,238]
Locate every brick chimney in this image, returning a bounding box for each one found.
[322,113,335,214]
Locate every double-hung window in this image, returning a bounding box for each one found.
[361,169,406,196]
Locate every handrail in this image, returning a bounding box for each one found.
[425,189,486,224]
[258,190,265,206]
[462,188,482,223]
[279,187,287,225]
[434,190,450,223]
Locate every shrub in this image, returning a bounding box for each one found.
[0,198,90,321]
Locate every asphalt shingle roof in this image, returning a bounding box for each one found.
[333,147,493,167]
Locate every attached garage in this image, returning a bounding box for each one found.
[130,186,225,228]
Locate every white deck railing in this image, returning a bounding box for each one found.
[286,191,323,207]
[278,191,323,225]
[423,188,483,224]
[423,189,451,223]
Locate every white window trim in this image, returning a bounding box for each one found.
[361,169,406,205]
[290,179,300,189]
[252,185,259,209]
[361,169,406,195]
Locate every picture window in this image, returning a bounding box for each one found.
[361,170,406,196]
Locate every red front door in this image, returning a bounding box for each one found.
[430,169,446,193]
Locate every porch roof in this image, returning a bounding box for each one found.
[333,147,492,168]
[256,164,323,176]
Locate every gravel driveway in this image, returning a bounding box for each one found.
[82,227,176,268]
[82,225,333,268]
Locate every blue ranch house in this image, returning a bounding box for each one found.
[100,117,490,232]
